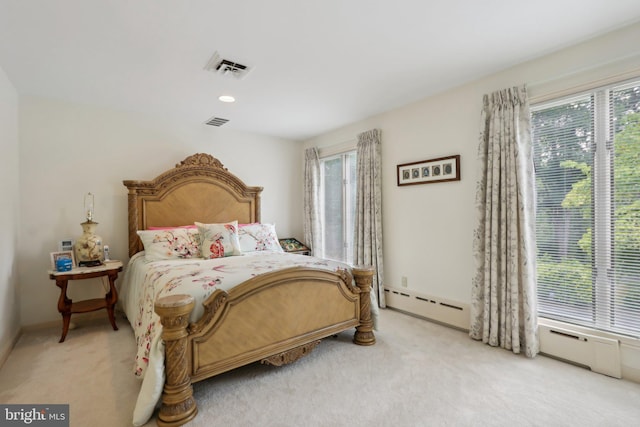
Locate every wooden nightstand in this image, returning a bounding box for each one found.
[279,238,311,255]
[48,261,123,342]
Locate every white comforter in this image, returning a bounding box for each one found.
[119,251,352,426]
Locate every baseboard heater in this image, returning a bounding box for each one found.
[384,286,470,330]
[539,324,621,378]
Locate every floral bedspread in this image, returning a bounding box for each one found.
[119,251,348,378]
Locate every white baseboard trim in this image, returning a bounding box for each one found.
[539,324,621,378]
[539,318,640,383]
[384,286,470,330]
[383,291,640,384]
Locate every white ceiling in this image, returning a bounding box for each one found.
[2,1,640,141]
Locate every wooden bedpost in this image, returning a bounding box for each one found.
[352,266,376,346]
[126,191,139,257]
[154,295,198,427]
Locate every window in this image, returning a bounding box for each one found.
[319,151,357,264]
[532,79,640,337]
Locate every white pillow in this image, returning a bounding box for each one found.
[195,221,242,259]
[136,228,201,261]
[238,223,284,252]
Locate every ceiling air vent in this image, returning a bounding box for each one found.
[204,51,251,79]
[205,116,229,127]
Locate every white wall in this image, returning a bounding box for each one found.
[0,65,20,364]
[18,97,303,326]
[304,22,640,307]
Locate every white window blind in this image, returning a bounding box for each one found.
[319,151,357,264]
[532,79,640,338]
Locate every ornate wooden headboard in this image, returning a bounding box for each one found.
[123,153,263,257]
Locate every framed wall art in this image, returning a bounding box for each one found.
[50,250,76,270]
[397,154,460,186]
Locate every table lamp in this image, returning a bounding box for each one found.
[74,192,104,267]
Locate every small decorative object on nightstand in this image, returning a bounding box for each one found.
[48,261,123,342]
[279,238,311,255]
[75,192,104,267]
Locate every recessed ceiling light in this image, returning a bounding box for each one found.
[218,95,235,103]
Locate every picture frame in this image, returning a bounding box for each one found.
[278,238,311,255]
[50,250,75,270]
[397,154,460,186]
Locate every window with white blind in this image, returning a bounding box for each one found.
[531,79,640,338]
[319,151,356,264]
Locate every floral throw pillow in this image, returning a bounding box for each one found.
[238,223,284,252]
[195,221,242,259]
[137,228,201,261]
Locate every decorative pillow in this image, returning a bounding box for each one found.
[238,223,284,252]
[195,221,242,259]
[147,225,197,230]
[137,228,201,261]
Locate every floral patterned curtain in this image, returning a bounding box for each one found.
[355,129,385,308]
[470,86,539,357]
[303,147,322,256]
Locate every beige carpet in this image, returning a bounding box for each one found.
[1,308,639,427]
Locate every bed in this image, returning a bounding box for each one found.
[121,153,376,427]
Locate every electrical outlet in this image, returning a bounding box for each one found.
[401,276,408,288]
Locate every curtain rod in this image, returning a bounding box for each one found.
[317,139,357,158]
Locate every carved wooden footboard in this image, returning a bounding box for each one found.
[154,265,374,426]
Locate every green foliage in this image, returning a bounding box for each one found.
[537,254,592,305]
[614,201,640,254]
[557,159,592,258]
[612,113,640,303]
[536,104,640,309]
[559,160,591,210]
